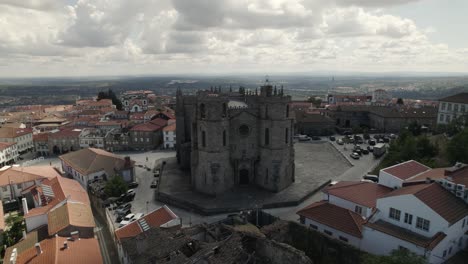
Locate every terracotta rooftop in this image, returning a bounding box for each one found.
[324,181,393,208]
[407,168,447,182]
[47,202,95,236]
[445,164,468,186]
[48,128,82,138]
[33,133,49,142]
[365,220,446,250]
[382,160,431,180]
[14,236,102,264]
[0,166,60,187]
[3,225,49,264]
[150,118,168,127]
[59,148,134,176]
[0,142,16,151]
[439,93,468,104]
[162,123,176,132]
[0,127,32,138]
[297,201,365,238]
[115,206,178,241]
[384,183,468,225]
[130,122,162,132]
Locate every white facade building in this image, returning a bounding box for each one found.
[0,142,18,166]
[378,160,431,189]
[0,127,33,154]
[437,93,468,125]
[162,122,176,149]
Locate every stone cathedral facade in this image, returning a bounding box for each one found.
[176,82,295,196]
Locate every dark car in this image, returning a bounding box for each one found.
[311,136,321,140]
[363,175,379,182]
[368,139,376,146]
[354,149,362,155]
[363,134,370,140]
[383,137,390,143]
[367,146,374,152]
[154,169,160,177]
[117,203,132,211]
[361,149,369,155]
[329,136,336,141]
[343,131,352,136]
[128,181,139,189]
[116,210,132,223]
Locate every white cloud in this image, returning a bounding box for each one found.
[0,0,466,76]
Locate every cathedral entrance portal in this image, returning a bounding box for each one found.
[239,169,249,185]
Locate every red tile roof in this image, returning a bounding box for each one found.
[149,118,168,127]
[14,236,102,264]
[0,142,16,151]
[130,122,162,132]
[115,206,178,241]
[445,165,468,186]
[365,220,446,250]
[33,133,49,142]
[297,201,365,238]
[324,181,392,208]
[0,127,32,138]
[382,160,430,180]
[439,93,468,104]
[0,166,60,187]
[384,183,468,225]
[163,123,176,132]
[407,168,447,182]
[47,202,95,236]
[48,128,82,139]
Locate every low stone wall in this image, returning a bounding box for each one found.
[256,238,313,264]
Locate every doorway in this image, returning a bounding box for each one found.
[239,169,249,185]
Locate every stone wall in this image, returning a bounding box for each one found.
[256,237,313,264]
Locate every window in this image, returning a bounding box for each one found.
[445,115,450,122]
[200,104,206,118]
[223,130,226,147]
[222,103,227,117]
[16,184,21,189]
[324,230,333,236]
[463,219,466,228]
[202,131,206,147]
[448,103,452,111]
[265,128,270,145]
[2,186,7,192]
[285,128,289,144]
[443,250,447,257]
[264,168,269,185]
[439,114,444,122]
[339,236,348,242]
[416,217,430,231]
[355,206,362,215]
[448,247,452,254]
[286,105,289,118]
[389,208,401,221]
[459,237,463,247]
[462,104,466,112]
[454,104,459,112]
[309,224,318,230]
[146,138,150,142]
[404,213,413,225]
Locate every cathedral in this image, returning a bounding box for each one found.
[176,81,294,196]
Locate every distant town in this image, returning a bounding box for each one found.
[0,81,467,264]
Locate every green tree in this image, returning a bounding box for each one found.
[408,121,422,136]
[97,89,123,110]
[2,215,25,248]
[362,249,426,264]
[307,96,323,108]
[447,128,468,164]
[104,176,128,198]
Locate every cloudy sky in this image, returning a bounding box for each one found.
[1,0,467,77]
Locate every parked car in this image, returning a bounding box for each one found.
[298,135,311,141]
[367,146,374,152]
[116,203,132,211]
[154,169,160,177]
[360,179,375,183]
[343,131,352,136]
[389,133,397,139]
[361,149,369,155]
[350,152,360,159]
[368,139,376,146]
[363,174,379,182]
[383,136,390,143]
[119,213,136,227]
[150,179,159,189]
[337,139,344,145]
[363,134,370,140]
[128,181,139,189]
[134,213,144,220]
[115,208,132,220]
[329,136,336,141]
[354,149,362,155]
[311,136,321,140]
[127,189,136,196]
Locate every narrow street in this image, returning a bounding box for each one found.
[92,206,120,264]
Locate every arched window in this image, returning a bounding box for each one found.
[264,168,269,185]
[265,128,270,145]
[222,103,227,117]
[286,105,289,118]
[223,130,226,146]
[202,131,206,147]
[285,128,289,144]
[200,103,206,119]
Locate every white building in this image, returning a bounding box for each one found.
[79,128,106,149]
[437,92,468,125]
[0,127,33,154]
[59,148,135,187]
[0,142,18,166]
[372,89,391,103]
[162,122,176,149]
[378,160,431,189]
[298,161,468,264]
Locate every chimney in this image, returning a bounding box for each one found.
[22,198,29,215]
[10,248,17,264]
[63,241,68,249]
[35,243,42,256]
[425,177,432,184]
[70,231,79,240]
[22,230,27,240]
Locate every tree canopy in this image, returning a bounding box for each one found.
[104,176,128,198]
[447,128,468,164]
[2,214,25,249]
[97,89,123,110]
